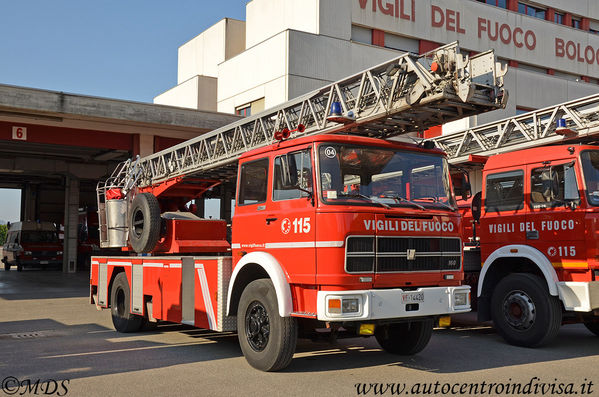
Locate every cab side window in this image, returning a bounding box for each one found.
[238,158,269,205]
[485,170,524,212]
[530,163,579,207]
[273,150,312,201]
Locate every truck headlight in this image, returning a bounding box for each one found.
[327,296,362,316]
[57,251,63,255]
[24,251,32,256]
[454,292,469,307]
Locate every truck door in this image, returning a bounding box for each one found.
[233,147,316,285]
[526,161,585,269]
[480,168,526,254]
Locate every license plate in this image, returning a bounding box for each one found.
[402,292,424,304]
[40,261,49,264]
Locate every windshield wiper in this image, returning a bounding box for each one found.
[377,194,426,211]
[411,196,456,211]
[341,192,390,209]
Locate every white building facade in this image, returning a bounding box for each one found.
[155,0,599,136]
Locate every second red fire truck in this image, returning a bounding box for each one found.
[435,95,599,348]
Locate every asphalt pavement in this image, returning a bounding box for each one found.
[1,268,597,397]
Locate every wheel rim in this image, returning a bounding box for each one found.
[245,301,270,352]
[132,208,145,239]
[503,290,535,330]
[115,287,126,317]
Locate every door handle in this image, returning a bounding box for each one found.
[266,217,278,225]
[526,230,539,240]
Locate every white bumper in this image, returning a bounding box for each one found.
[316,286,471,322]
[557,281,599,312]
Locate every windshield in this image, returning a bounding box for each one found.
[581,150,599,206]
[318,144,456,210]
[21,231,60,244]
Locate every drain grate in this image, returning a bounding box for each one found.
[0,330,61,340]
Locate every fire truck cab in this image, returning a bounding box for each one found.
[464,144,599,347]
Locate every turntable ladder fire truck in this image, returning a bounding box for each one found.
[433,93,599,347]
[90,42,507,371]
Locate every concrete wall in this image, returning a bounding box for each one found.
[154,75,217,111]
[246,0,320,48]
[178,18,246,83]
[352,0,599,79]
[217,29,400,113]
[217,31,289,112]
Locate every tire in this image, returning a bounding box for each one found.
[491,273,562,347]
[584,321,599,336]
[237,279,297,371]
[128,193,161,253]
[375,319,434,355]
[110,272,143,333]
[3,258,10,271]
[16,261,22,272]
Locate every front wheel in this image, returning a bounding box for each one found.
[584,321,599,336]
[237,279,297,371]
[491,273,562,347]
[110,272,143,333]
[3,258,10,271]
[375,319,434,355]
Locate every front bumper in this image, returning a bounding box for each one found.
[11,259,62,266]
[316,286,471,322]
[557,281,599,312]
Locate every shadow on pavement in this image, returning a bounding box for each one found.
[0,269,89,300]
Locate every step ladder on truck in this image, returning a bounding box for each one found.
[90,42,507,371]
[434,93,599,347]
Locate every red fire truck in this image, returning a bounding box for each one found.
[89,43,507,371]
[435,95,599,348]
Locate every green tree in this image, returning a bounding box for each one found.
[0,224,7,245]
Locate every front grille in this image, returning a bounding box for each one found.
[346,236,461,273]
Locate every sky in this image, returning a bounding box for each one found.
[0,0,248,223]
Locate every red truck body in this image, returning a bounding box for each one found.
[462,144,599,346]
[90,134,471,370]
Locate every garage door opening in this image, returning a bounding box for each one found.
[0,188,21,224]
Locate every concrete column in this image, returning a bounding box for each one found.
[139,134,155,157]
[21,184,37,221]
[63,176,79,273]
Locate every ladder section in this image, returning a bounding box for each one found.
[434,92,599,164]
[101,42,506,194]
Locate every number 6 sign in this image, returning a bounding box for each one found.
[12,126,27,141]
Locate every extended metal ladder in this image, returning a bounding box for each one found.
[433,92,599,164]
[97,42,507,248]
[100,42,506,194]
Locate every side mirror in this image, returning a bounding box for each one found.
[461,173,472,201]
[452,171,472,201]
[471,192,482,222]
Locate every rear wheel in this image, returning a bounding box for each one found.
[110,272,143,333]
[584,321,599,336]
[16,261,22,272]
[375,319,434,355]
[128,193,161,253]
[237,279,297,371]
[491,273,562,347]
